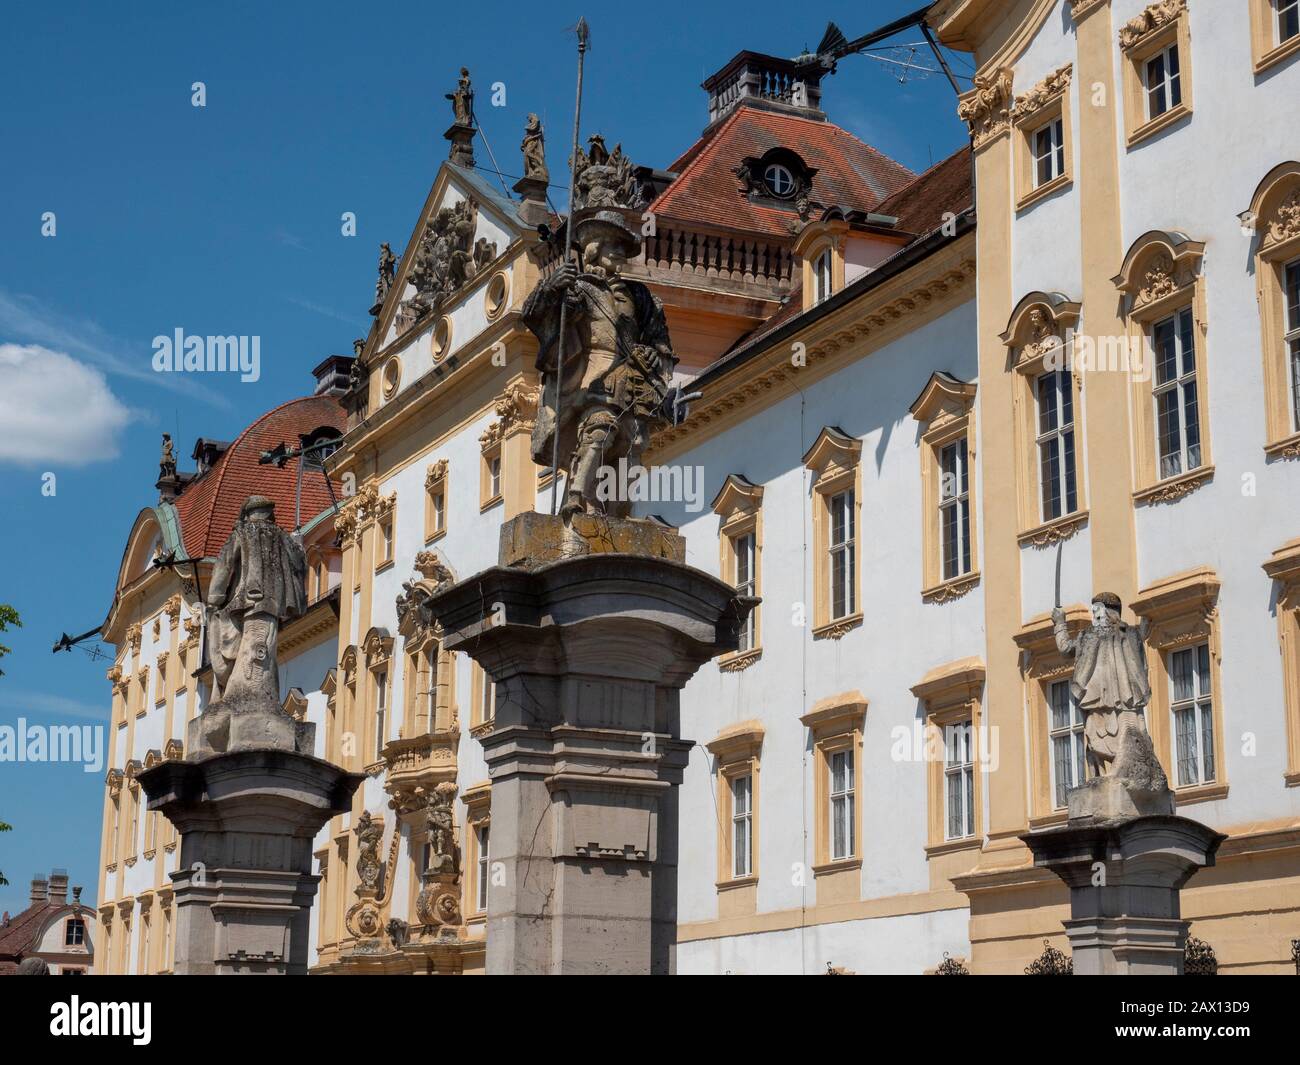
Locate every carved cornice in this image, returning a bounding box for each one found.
[125,622,142,655]
[1017,513,1088,549]
[425,459,449,490]
[718,647,762,673]
[181,613,202,650]
[494,380,539,435]
[106,665,129,697]
[1133,466,1213,506]
[1070,0,1109,21]
[479,420,504,451]
[164,594,183,622]
[1119,0,1186,52]
[922,573,981,605]
[1012,64,1071,125]
[957,68,1014,149]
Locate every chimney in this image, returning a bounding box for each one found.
[702,51,825,128]
[312,355,356,397]
[48,869,69,905]
[29,876,48,906]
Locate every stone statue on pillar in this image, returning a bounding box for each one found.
[521,113,548,182]
[190,495,313,757]
[522,135,679,519]
[1052,592,1170,817]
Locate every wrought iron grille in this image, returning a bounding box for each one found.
[1184,936,1218,975]
[1025,940,1073,975]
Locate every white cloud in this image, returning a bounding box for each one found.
[0,343,133,466]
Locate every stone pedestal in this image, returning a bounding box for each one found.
[423,513,755,974]
[1022,815,1225,975]
[138,750,362,975]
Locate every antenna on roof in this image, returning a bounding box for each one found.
[800,6,964,95]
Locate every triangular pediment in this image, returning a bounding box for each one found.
[366,162,529,359]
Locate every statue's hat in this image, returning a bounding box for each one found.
[1092,591,1122,611]
[570,206,642,256]
[240,495,277,519]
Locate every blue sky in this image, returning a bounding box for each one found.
[0,0,970,913]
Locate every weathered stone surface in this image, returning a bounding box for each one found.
[498,510,685,568]
[1022,815,1225,975]
[422,551,755,975]
[138,750,362,975]
[1067,773,1175,822]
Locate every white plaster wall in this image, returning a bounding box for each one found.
[676,906,970,975]
[644,300,982,968]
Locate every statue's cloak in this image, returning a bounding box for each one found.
[1068,623,1150,711]
[208,519,308,622]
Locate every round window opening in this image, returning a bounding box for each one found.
[764,163,797,199]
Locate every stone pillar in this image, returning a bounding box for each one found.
[424,512,754,974]
[1022,815,1225,975]
[139,750,362,975]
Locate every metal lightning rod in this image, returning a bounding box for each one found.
[550,16,590,516]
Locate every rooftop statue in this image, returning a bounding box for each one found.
[446,67,473,127]
[522,113,548,183]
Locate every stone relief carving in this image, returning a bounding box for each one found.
[1267,189,1300,246]
[1012,65,1071,122]
[957,68,1014,149]
[1119,0,1186,51]
[494,380,540,433]
[398,199,497,334]
[571,134,644,211]
[414,782,464,933]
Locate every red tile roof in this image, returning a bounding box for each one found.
[875,145,973,238]
[0,899,90,970]
[652,106,915,238]
[174,395,346,559]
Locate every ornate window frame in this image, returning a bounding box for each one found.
[1015,605,1093,826]
[1001,293,1088,545]
[794,219,849,311]
[910,658,985,854]
[1131,566,1228,806]
[1011,64,1074,210]
[800,691,867,901]
[479,422,504,511]
[1249,0,1300,74]
[362,627,394,766]
[1246,163,1300,457]
[1119,0,1193,148]
[462,781,492,921]
[803,427,864,638]
[1113,230,1213,504]
[1263,537,1300,785]
[373,492,396,573]
[705,720,764,915]
[910,373,981,602]
[424,458,449,543]
[712,475,764,671]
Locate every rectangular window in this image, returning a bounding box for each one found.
[1144,44,1182,119]
[829,749,855,860]
[379,518,394,564]
[481,676,496,725]
[1171,642,1215,787]
[1152,307,1201,480]
[432,489,446,534]
[65,917,86,947]
[1048,679,1087,808]
[1286,259,1300,431]
[1280,0,1300,43]
[943,720,975,840]
[1033,117,1065,188]
[939,439,972,581]
[1036,370,1078,522]
[476,824,490,911]
[489,455,501,500]
[731,774,753,878]
[828,489,856,620]
[374,670,387,758]
[733,531,756,652]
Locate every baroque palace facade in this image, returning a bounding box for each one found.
[96,0,1300,974]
